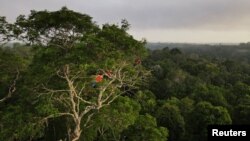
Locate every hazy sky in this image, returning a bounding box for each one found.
[1,0,250,43]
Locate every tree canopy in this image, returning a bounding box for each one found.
[1,7,249,141]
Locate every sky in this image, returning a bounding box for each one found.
[1,0,250,43]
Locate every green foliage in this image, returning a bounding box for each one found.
[123,114,168,141]
[187,101,232,141]
[156,100,185,141]
[133,90,157,114]
[144,45,250,141]
[83,96,140,141]
[233,95,250,124]
[191,84,228,107]
[0,16,14,43]
[1,7,149,141]
[1,7,250,141]
[14,7,97,46]
[0,105,44,140]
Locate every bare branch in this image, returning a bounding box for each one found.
[75,95,93,105]
[42,85,70,94]
[0,69,19,103]
[97,78,116,109]
[84,113,94,127]
[80,105,96,119]
[36,62,145,141]
[38,112,74,124]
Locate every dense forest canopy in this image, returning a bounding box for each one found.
[1,7,250,141]
[147,42,250,62]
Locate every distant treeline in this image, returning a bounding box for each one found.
[147,42,250,62]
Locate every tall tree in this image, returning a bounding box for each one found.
[1,7,148,141]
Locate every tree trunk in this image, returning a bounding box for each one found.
[71,120,82,141]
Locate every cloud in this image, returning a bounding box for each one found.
[0,0,250,42]
[129,29,250,43]
[102,0,250,31]
[1,0,250,28]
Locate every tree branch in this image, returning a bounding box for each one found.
[38,112,74,124]
[0,69,19,103]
